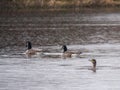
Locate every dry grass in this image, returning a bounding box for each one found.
[48,0,116,7]
[2,0,120,9]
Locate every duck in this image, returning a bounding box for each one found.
[89,59,97,72]
[25,41,42,57]
[62,45,82,58]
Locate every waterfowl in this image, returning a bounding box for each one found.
[89,59,97,72]
[25,41,42,57]
[62,45,82,58]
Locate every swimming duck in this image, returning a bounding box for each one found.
[62,45,82,58]
[89,59,97,72]
[25,41,42,57]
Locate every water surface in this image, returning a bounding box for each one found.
[0,9,120,90]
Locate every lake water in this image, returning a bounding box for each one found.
[0,9,120,90]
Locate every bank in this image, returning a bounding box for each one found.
[0,0,120,11]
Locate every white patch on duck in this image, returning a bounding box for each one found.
[39,52,62,58]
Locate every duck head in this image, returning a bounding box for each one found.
[89,59,96,68]
[62,45,67,53]
[26,41,32,50]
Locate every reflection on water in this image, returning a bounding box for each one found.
[1,9,120,90]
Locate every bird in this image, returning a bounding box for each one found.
[89,59,97,72]
[25,41,42,57]
[25,41,61,58]
[62,45,82,58]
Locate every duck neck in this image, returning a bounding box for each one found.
[93,64,96,69]
[92,63,96,72]
[27,41,32,50]
[63,45,67,53]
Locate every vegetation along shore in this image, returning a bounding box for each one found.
[1,0,120,11]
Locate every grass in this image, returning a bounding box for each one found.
[1,0,120,10]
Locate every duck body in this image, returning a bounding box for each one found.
[62,51,72,58]
[25,49,41,55]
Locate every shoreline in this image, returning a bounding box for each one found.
[1,0,120,12]
[0,7,120,14]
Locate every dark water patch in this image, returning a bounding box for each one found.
[1,27,120,48]
[1,9,120,48]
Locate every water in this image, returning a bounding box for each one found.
[1,9,120,47]
[0,9,120,90]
